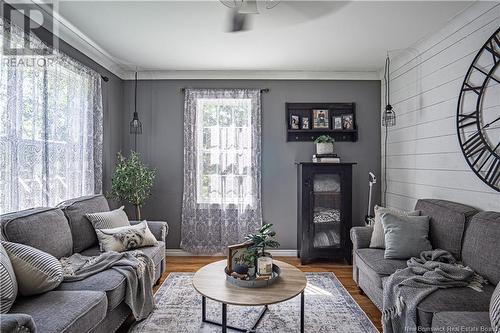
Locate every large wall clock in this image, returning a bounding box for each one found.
[457,27,500,192]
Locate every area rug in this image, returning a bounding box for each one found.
[129,272,379,333]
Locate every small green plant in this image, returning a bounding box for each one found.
[314,135,335,144]
[109,151,155,220]
[236,249,257,267]
[245,223,280,256]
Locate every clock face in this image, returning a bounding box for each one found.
[457,27,500,192]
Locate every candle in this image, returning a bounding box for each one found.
[257,256,273,276]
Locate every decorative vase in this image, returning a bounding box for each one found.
[257,256,273,276]
[316,142,334,155]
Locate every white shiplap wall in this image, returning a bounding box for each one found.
[381,2,500,212]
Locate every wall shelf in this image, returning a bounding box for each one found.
[286,102,358,142]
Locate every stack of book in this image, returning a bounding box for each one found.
[312,153,340,163]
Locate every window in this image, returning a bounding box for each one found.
[196,97,253,204]
[0,17,103,214]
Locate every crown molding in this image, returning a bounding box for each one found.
[123,70,381,81]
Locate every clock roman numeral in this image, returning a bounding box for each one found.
[484,40,500,64]
[458,111,478,129]
[462,131,484,156]
[472,65,500,84]
[462,83,482,95]
[484,157,500,186]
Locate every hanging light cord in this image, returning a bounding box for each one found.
[134,71,138,151]
[383,55,390,206]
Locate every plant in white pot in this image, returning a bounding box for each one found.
[314,135,335,155]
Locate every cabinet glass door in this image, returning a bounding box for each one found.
[311,173,341,249]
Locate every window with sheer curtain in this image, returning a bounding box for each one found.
[0,17,103,214]
[181,89,262,254]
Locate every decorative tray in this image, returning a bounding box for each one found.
[225,264,281,288]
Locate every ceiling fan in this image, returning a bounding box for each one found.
[220,0,281,32]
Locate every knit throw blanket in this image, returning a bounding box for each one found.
[60,251,156,320]
[382,249,487,333]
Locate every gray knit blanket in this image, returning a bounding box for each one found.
[382,249,487,333]
[60,251,155,320]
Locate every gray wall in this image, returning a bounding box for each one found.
[122,80,381,250]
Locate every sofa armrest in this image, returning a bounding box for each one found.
[350,226,373,250]
[1,313,37,333]
[130,221,168,247]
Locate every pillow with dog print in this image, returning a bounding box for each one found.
[95,221,158,252]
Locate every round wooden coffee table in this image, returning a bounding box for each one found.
[193,259,307,333]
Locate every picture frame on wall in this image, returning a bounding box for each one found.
[227,242,254,273]
[342,114,354,130]
[333,116,342,130]
[302,117,310,129]
[312,109,329,129]
[290,115,300,129]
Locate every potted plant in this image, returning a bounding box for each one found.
[314,135,335,155]
[245,223,280,257]
[233,249,257,276]
[109,151,155,220]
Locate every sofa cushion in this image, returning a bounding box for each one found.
[58,195,110,253]
[3,241,63,296]
[417,284,495,329]
[10,290,107,333]
[414,199,477,260]
[0,243,17,313]
[56,269,125,312]
[354,248,407,287]
[369,205,420,249]
[86,206,130,230]
[432,311,491,331]
[491,283,500,332]
[462,211,500,285]
[0,208,73,258]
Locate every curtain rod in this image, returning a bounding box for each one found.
[181,88,269,93]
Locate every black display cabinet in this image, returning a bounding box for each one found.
[297,162,355,264]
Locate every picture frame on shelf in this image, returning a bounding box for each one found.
[227,242,254,274]
[312,109,329,129]
[290,115,300,129]
[333,116,342,130]
[301,117,310,129]
[342,114,354,130]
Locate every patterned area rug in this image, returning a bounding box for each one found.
[130,272,378,333]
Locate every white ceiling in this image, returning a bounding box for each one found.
[55,1,473,78]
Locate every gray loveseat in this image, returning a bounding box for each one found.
[0,194,168,333]
[351,199,499,331]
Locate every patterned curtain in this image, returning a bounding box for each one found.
[181,89,262,254]
[0,17,103,214]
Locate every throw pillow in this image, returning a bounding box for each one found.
[0,242,18,313]
[381,213,432,260]
[86,206,130,230]
[95,221,158,252]
[2,241,63,296]
[491,283,500,332]
[369,205,420,249]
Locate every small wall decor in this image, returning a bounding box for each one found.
[333,116,342,130]
[301,117,310,129]
[285,103,357,142]
[313,109,329,129]
[227,242,254,274]
[342,114,354,130]
[290,115,300,129]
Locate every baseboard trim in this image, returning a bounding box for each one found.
[166,249,298,257]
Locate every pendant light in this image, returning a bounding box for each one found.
[129,71,142,151]
[382,55,396,127]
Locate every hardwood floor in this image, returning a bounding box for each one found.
[154,256,382,332]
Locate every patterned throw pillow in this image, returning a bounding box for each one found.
[369,205,421,249]
[95,221,158,252]
[86,206,130,230]
[491,283,500,333]
[0,242,17,313]
[2,241,63,296]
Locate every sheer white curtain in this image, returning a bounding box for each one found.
[0,17,103,214]
[181,89,262,254]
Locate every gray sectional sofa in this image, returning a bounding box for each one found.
[351,198,500,331]
[0,194,168,333]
